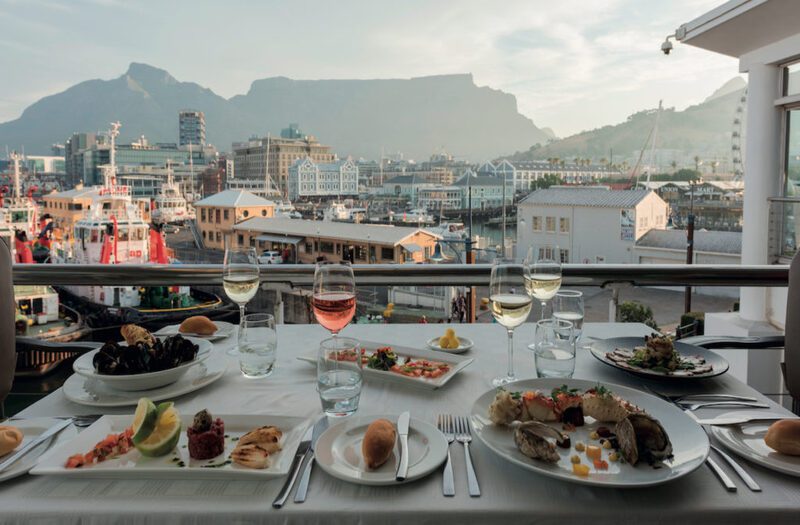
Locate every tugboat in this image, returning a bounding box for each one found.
[50,122,235,331]
[151,160,191,225]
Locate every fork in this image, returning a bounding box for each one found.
[437,415,455,497]
[668,393,758,403]
[681,401,769,412]
[454,416,480,497]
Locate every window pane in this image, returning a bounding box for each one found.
[786,63,800,96]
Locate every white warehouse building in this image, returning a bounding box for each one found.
[288,157,358,200]
[516,186,669,264]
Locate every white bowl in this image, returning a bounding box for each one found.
[426,336,474,354]
[73,337,213,392]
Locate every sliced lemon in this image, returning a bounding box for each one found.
[135,405,182,457]
[131,398,158,445]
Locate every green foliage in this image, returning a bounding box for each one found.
[680,311,705,335]
[532,173,563,189]
[619,301,659,331]
[648,169,701,182]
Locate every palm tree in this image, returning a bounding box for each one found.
[670,160,678,174]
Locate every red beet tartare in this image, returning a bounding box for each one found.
[187,409,225,459]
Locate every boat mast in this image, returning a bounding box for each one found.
[106,121,121,188]
[646,100,663,186]
[10,150,21,202]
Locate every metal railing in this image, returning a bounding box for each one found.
[11,263,789,288]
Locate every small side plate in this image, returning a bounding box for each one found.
[711,411,800,477]
[426,336,473,354]
[154,321,235,341]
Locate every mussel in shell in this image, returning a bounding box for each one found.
[92,334,199,375]
[614,413,673,466]
[513,421,571,463]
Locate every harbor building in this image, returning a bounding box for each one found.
[288,158,359,200]
[194,190,276,250]
[178,110,206,147]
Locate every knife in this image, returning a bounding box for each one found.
[693,415,798,426]
[0,418,73,472]
[272,425,313,509]
[294,416,329,503]
[395,411,410,482]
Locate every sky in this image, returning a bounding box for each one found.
[0,0,740,138]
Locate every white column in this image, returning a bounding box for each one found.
[740,62,781,321]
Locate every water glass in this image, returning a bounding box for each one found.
[238,313,277,378]
[553,290,584,342]
[317,337,363,417]
[533,318,575,378]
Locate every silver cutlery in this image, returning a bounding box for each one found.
[706,455,737,492]
[11,414,102,428]
[455,416,480,497]
[294,416,329,503]
[668,393,758,403]
[709,443,761,491]
[273,425,313,509]
[395,411,410,482]
[693,415,797,426]
[437,415,455,497]
[0,418,73,473]
[681,401,770,411]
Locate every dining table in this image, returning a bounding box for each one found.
[2,322,799,524]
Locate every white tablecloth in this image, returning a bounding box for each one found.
[2,323,799,524]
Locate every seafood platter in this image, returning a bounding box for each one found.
[470,378,709,487]
[590,335,729,379]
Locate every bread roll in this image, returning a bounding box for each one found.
[764,419,800,456]
[179,316,217,335]
[0,425,23,457]
[362,419,396,469]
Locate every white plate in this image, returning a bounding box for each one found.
[32,414,311,479]
[63,351,227,407]
[470,378,709,488]
[711,411,800,477]
[154,321,235,342]
[426,336,474,354]
[0,418,78,483]
[314,414,447,486]
[297,340,473,390]
[73,338,213,391]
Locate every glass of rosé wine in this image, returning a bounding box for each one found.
[312,262,356,342]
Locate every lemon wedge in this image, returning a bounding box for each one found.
[135,405,181,457]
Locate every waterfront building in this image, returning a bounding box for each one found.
[231,135,336,197]
[64,132,97,188]
[42,185,97,232]
[280,123,303,139]
[379,174,434,204]
[24,156,65,174]
[232,217,440,264]
[417,186,462,211]
[478,160,613,192]
[287,157,358,200]
[516,186,668,264]
[637,180,744,230]
[452,170,514,209]
[178,110,206,147]
[194,190,276,250]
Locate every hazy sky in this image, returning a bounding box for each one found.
[0,0,739,138]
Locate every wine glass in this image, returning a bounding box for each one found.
[312,262,356,342]
[553,290,584,345]
[223,245,259,356]
[489,261,533,387]
[525,244,562,319]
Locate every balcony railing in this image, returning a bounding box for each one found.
[11,263,789,288]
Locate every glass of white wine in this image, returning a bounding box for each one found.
[525,244,562,320]
[223,245,259,356]
[489,261,533,387]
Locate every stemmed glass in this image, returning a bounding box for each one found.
[489,261,533,387]
[223,245,259,356]
[525,244,562,319]
[312,262,356,341]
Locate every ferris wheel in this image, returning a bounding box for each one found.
[731,88,747,182]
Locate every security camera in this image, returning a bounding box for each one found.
[661,39,673,55]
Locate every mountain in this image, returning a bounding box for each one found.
[704,76,746,103]
[506,82,746,163]
[0,63,549,160]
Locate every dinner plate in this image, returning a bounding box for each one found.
[589,337,729,380]
[63,351,227,407]
[426,336,474,354]
[470,378,709,487]
[0,418,78,483]
[711,411,800,477]
[154,321,235,342]
[297,340,473,390]
[32,414,311,480]
[314,414,447,486]
[72,338,214,391]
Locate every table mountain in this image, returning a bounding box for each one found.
[0,63,549,160]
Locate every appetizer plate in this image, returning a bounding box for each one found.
[590,337,729,380]
[154,321,235,342]
[314,414,447,486]
[470,378,709,488]
[297,341,474,390]
[72,338,213,391]
[63,351,227,407]
[32,414,311,480]
[0,417,78,483]
[426,336,474,354]
[711,411,800,477]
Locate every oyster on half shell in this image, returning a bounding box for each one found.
[614,413,673,466]
[513,421,571,463]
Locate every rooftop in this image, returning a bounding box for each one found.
[234,217,441,245]
[453,174,507,187]
[45,185,101,200]
[519,187,653,208]
[636,229,742,254]
[194,190,276,208]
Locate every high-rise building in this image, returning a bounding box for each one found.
[179,110,206,147]
[64,132,97,188]
[231,135,336,197]
[280,123,303,139]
